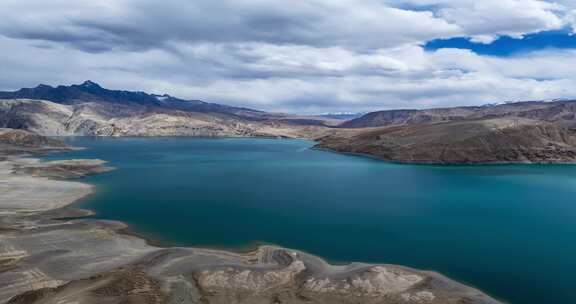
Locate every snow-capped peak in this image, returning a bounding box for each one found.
[80,80,101,88]
[153,94,171,102]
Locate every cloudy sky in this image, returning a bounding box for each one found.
[1,0,576,114]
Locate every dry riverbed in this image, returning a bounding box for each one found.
[0,137,501,303]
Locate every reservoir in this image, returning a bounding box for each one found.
[45,137,576,303]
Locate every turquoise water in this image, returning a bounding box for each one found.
[44,137,576,304]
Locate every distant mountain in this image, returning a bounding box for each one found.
[4,81,576,164]
[0,82,336,137]
[318,112,364,120]
[340,100,576,128]
[0,81,261,117]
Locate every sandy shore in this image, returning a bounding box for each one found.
[0,154,502,304]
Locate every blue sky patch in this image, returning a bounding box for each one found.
[425,29,576,56]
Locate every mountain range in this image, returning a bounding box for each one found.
[340,100,576,128]
[0,81,259,116]
[0,81,336,137]
[1,81,576,163]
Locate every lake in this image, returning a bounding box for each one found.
[44,137,576,303]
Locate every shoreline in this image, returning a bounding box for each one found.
[0,147,502,304]
[50,135,576,166]
[50,194,484,294]
[313,145,576,166]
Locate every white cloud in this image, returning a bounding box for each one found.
[567,10,576,33]
[2,0,572,51]
[0,0,576,113]
[0,0,462,51]
[391,0,572,41]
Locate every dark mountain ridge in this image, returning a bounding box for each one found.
[0,81,262,117]
[0,81,344,129]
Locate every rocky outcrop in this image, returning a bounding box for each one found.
[0,128,66,149]
[0,128,72,160]
[0,131,500,304]
[6,266,167,304]
[318,118,576,164]
[12,159,114,179]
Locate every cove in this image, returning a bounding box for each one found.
[44,137,576,304]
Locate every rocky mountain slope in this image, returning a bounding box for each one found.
[341,100,576,128]
[318,117,576,164]
[0,99,328,137]
[0,82,336,137]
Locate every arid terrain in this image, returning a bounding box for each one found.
[317,117,576,164]
[0,128,500,303]
[315,100,576,164]
[0,82,335,138]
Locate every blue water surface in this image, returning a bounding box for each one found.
[44,137,576,304]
